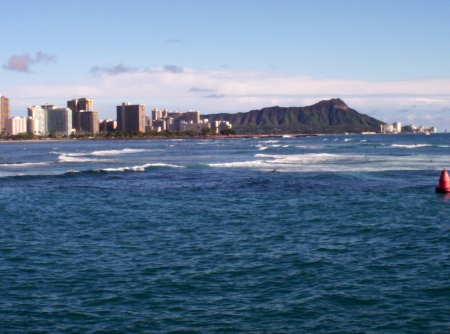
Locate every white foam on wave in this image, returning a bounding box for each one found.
[55,148,149,157]
[252,152,447,172]
[296,145,323,149]
[256,153,343,164]
[58,154,113,163]
[208,160,270,168]
[91,148,148,156]
[344,138,353,142]
[259,146,268,151]
[282,145,289,148]
[0,161,52,167]
[360,140,367,142]
[272,145,281,147]
[438,145,450,148]
[261,140,279,143]
[391,144,432,148]
[100,163,183,172]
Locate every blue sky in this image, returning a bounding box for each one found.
[1,0,449,128]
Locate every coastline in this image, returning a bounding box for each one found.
[0,134,318,143]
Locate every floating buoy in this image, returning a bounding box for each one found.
[436,169,450,193]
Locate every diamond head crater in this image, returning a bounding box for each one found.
[203,98,383,135]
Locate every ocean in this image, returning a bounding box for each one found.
[1,134,450,333]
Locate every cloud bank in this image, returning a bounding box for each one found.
[3,67,450,128]
[90,64,138,75]
[2,52,56,73]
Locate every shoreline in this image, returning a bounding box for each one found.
[0,134,318,143]
[0,132,441,143]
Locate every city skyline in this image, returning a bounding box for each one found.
[1,0,449,128]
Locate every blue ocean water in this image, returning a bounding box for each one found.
[1,134,450,333]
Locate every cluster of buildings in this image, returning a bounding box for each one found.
[0,95,232,136]
[380,122,437,134]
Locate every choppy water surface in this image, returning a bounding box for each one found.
[1,134,450,333]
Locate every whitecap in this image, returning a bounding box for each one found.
[58,154,112,163]
[391,144,432,148]
[100,163,183,172]
[0,161,52,167]
[91,148,148,156]
[208,160,270,168]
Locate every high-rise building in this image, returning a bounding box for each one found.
[393,122,402,133]
[47,108,72,135]
[152,109,170,121]
[117,102,145,133]
[27,117,37,135]
[5,116,28,135]
[145,115,152,131]
[1,95,10,133]
[99,119,117,132]
[27,105,47,135]
[78,111,99,134]
[185,110,200,123]
[67,98,93,131]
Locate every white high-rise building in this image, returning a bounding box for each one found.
[393,122,401,133]
[47,108,72,135]
[27,105,47,135]
[5,117,28,135]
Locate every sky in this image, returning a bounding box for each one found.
[1,0,449,129]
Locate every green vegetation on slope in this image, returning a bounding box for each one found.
[203,98,384,134]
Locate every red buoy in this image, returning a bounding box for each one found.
[436,169,450,193]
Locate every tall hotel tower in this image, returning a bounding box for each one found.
[117,102,145,133]
[67,98,93,131]
[0,95,10,132]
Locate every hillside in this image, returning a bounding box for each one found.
[202,98,384,134]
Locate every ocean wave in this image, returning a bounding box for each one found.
[0,161,53,167]
[55,148,149,157]
[209,152,445,173]
[91,148,149,156]
[58,154,114,163]
[391,144,432,148]
[208,160,270,168]
[99,163,183,172]
[256,153,341,161]
[296,145,323,149]
[258,147,268,151]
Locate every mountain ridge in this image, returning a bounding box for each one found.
[202,98,384,134]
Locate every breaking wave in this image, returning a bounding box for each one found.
[99,163,183,172]
[391,144,432,148]
[0,161,53,167]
